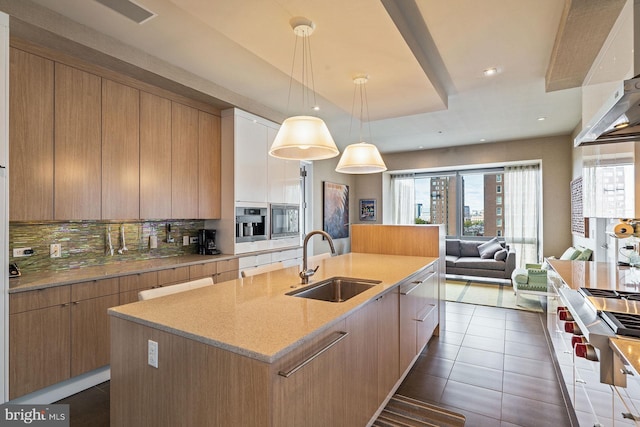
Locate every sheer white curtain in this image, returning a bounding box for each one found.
[390,174,415,224]
[504,164,540,267]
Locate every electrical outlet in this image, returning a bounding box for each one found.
[182,236,189,246]
[13,247,33,257]
[190,236,198,244]
[50,244,61,258]
[148,340,158,368]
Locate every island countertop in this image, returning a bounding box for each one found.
[108,252,436,363]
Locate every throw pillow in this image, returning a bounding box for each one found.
[460,241,480,257]
[494,248,508,261]
[478,238,502,259]
[575,248,593,261]
[559,247,582,260]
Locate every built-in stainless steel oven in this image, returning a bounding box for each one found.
[270,204,300,239]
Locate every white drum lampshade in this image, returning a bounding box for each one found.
[335,141,387,174]
[269,115,339,160]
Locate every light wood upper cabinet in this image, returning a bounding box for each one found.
[198,111,221,219]
[102,79,140,219]
[140,92,172,219]
[172,102,199,219]
[9,48,54,221]
[54,63,102,220]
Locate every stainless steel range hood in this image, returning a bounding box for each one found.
[574,76,640,146]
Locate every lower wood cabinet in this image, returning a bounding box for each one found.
[9,302,71,399]
[272,320,348,427]
[9,278,119,399]
[344,300,378,426]
[70,293,119,376]
[399,262,439,372]
[377,288,400,403]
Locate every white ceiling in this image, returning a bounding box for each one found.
[26,0,588,153]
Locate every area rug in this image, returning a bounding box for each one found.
[446,280,543,313]
[373,394,466,427]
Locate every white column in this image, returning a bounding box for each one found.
[0,10,9,404]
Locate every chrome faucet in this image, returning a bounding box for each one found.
[300,230,336,284]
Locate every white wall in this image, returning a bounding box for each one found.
[310,157,357,255]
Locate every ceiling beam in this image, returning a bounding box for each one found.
[546,0,626,92]
[380,0,454,108]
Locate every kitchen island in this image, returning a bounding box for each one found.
[108,252,439,426]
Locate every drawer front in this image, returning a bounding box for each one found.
[71,277,119,301]
[189,262,217,279]
[9,285,71,314]
[158,266,189,286]
[119,271,158,292]
[217,258,239,273]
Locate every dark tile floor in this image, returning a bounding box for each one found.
[57,301,571,426]
[397,301,573,426]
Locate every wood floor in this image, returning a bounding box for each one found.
[56,301,573,426]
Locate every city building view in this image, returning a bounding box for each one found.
[415,172,504,237]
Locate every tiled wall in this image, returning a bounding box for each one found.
[9,220,205,272]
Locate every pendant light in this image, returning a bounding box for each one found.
[269,17,339,161]
[336,75,387,174]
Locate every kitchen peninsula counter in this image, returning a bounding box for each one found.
[546,259,640,291]
[108,253,435,363]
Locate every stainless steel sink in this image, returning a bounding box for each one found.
[286,277,381,303]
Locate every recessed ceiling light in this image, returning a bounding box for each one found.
[483,67,498,77]
[480,138,486,142]
[418,145,424,149]
[537,117,546,121]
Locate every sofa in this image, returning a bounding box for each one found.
[446,238,516,280]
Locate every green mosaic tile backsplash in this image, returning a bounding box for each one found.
[9,220,205,273]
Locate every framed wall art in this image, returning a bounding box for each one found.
[323,181,349,239]
[359,199,376,221]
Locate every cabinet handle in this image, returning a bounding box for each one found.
[0,165,5,169]
[278,331,349,378]
[415,304,436,322]
[61,303,69,307]
[401,280,424,296]
[401,272,436,296]
[73,301,80,305]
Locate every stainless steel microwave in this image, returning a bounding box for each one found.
[270,204,300,239]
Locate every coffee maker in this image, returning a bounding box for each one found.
[198,229,220,255]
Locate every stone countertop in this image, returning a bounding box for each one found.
[108,253,436,364]
[546,259,640,291]
[8,254,236,293]
[610,337,640,377]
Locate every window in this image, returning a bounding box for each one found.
[390,163,542,267]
